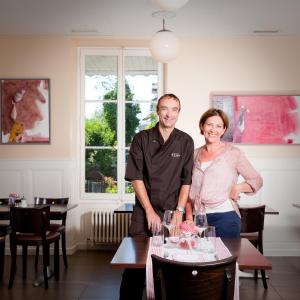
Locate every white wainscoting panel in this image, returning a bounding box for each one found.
[0,159,79,254]
[1,157,300,256]
[32,170,64,198]
[0,159,73,202]
[0,169,23,197]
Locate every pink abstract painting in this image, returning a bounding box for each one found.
[211,95,300,144]
[1,79,50,144]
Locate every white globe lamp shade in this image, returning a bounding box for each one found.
[150,30,180,63]
[152,0,189,11]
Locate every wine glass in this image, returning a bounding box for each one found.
[163,210,181,243]
[194,212,208,237]
[163,210,175,235]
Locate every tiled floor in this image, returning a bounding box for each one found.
[0,251,299,300]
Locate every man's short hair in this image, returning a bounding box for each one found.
[156,93,181,112]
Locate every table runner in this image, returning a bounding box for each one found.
[146,237,239,300]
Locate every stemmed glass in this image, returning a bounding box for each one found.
[163,210,175,235]
[194,211,208,237]
[163,210,180,246]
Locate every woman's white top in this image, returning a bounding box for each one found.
[200,160,234,214]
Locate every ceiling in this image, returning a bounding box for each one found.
[0,0,300,37]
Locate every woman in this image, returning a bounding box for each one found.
[185,108,263,238]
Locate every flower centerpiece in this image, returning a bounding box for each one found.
[8,192,23,205]
[178,223,199,249]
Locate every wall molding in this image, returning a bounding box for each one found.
[1,157,300,256]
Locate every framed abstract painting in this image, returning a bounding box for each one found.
[1,79,50,144]
[211,94,300,144]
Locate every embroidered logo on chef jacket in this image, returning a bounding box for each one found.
[171,152,181,158]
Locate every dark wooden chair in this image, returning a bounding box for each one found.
[0,198,9,205]
[8,205,60,289]
[151,254,237,300]
[0,198,11,280]
[0,236,5,280]
[239,204,268,289]
[34,197,69,268]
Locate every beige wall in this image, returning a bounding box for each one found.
[1,35,300,255]
[0,36,149,159]
[1,36,300,158]
[168,37,300,158]
[0,36,77,158]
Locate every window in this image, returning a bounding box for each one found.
[80,48,163,201]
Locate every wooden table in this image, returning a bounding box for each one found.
[0,203,78,220]
[114,203,279,215]
[111,237,272,271]
[238,204,279,215]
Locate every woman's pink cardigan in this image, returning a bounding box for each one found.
[189,143,263,216]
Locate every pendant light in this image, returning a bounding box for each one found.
[152,0,189,11]
[150,11,180,63]
[150,19,180,63]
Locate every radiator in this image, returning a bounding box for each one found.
[92,210,132,245]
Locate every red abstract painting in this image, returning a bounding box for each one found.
[211,95,300,144]
[1,79,50,144]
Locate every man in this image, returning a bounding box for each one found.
[119,93,194,299]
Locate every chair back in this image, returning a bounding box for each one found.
[34,197,69,205]
[239,205,265,233]
[0,198,9,205]
[151,254,237,300]
[10,206,50,235]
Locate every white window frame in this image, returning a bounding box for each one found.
[79,47,163,202]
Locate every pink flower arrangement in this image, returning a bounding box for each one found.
[178,237,197,249]
[9,192,23,200]
[9,192,19,197]
[179,223,198,234]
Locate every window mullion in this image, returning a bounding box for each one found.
[117,50,125,200]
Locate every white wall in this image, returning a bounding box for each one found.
[0,156,299,255]
[1,36,300,256]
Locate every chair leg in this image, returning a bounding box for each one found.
[45,244,50,267]
[42,245,48,289]
[34,245,39,269]
[261,270,268,289]
[254,269,258,278]
[61,232,68,268]
[54,240,60,280]
[8,239,17,289]
[0,239,5,280]
[22,245,28,279]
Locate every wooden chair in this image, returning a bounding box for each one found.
[239,204,268,289]
[0,199,11,234]
[151,254,237,300]
[0,198,11,280]
[34,197,69,269]
[8,205,60,289]
[0,236,5,280]
[0,198,9,204]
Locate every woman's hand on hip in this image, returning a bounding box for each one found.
[229,185,241,201]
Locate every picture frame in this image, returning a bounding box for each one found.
[211,93,300,144]
[1,79,50,144]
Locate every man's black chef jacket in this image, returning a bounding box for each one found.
[125,123,194,236]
